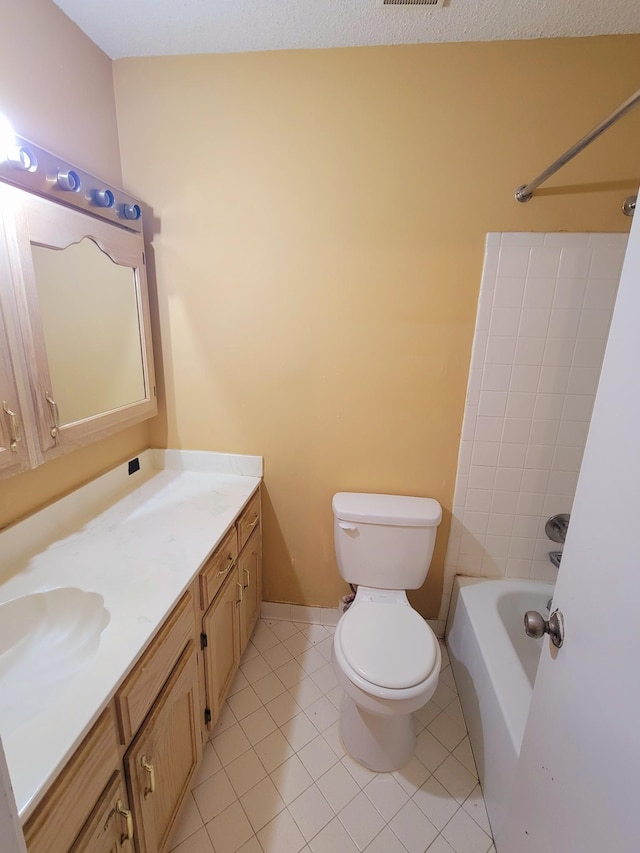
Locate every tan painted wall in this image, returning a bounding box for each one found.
[0,0,150,530]
[114,37,640,618]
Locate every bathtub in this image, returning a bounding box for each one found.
[445,577,554,846]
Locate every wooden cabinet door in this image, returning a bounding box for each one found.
[70,773,134,853]
[203,567,241,726]
[124,642,201,853]
[0,211,37,478]
[238,527,262,654]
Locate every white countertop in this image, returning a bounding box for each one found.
[0,448,262,821]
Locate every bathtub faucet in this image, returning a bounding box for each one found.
[549,551,562,569]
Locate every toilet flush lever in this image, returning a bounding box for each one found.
[338,522,358,532]
[524,608,565,648]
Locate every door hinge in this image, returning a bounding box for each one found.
[204,708,212,725]
[200,632,208,650]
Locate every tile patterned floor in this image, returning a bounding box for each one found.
[168,617,495,853]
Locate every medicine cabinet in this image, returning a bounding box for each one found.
[0,173,156,479]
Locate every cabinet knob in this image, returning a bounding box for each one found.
[141,755,156,797]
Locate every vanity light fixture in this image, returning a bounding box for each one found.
[0,113,37,172]
[0,128,143,233]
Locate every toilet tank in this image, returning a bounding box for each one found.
[332,493,442,590]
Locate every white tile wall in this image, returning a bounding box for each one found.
[440,232,628,621]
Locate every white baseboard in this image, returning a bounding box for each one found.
[260,601,340,626]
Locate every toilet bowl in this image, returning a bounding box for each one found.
[332,588,441,770]
[331,492,443,772]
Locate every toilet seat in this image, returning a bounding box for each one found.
[336,602,439,693]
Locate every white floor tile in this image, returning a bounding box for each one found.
[389,799,439,853]
[392,755,431,796]
[240,775,287,832]
[257,808,307,853]
[297,624,331,643]
[364,826,409,853]
[305,696,340,732]
[261,642,294,670]
[271,620,300,641]
[170,825,215,853]
[270,754,314,804]
[211,701,236,736]
[426,835,457,853]
[297,735,339,780]
[239,706,278,745]
[276,659,308,688]
[289,677,324,709]
[441,807,493,853]
[212,722,252,766]
[168,792,204,849]
[253,728,295,773]
[308,817,361,853]
[462,786,492,836]
[442,697,466,728]
[341,753,378,788]
[414,729,450,773]
[431,682,457,710]
[251,627,281,654]
[296,647,327,675]
[453,738,478,779]
[228,669,250,696]
[427,712,467,752]
[322,721,347,758]
[252,671,287,704]
[236,838,263,853]
[326,684,344,709]
[266,690,303,726]
[289,784,335,842]
[225,748,267,797]
[280,712,319,751]
[191,742,222,788]
[315,636,334,661]
[228,685,263,720]
[414,703,440,729]
[192,768,237,824]
[440,666,457,692]
[205,800,254,853]
[241,641,260,663]
[363,773,409,822]
[241,654,273,684]
[433,756,478,805]
[338,790,386,850]
[316,761,360,813]
[412,776,460,831]
[309,663,338,693]
[284,632,312,657]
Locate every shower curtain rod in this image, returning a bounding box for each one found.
[515,87,640,214]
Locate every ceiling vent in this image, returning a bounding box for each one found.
[383,0,445,6]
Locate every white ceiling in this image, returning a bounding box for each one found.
[52,0,640,60]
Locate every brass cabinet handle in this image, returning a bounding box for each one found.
[217,554,234,577]
[2,402,20,452]
[141,755,156,797]
[243,567,250,589]
[236,581,243,604]
[247,514,259,530]
[45,392,60,442]
[115,799,134,844]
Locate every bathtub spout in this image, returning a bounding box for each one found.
[549,551,562,569]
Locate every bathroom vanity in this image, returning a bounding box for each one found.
[0,449,262,852]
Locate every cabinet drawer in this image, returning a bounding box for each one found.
[116,591,195,744]
[237,489,261,552]
[199,527,238,610]
[23,706,120,853]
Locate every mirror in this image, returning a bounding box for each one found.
[31,238,145,425]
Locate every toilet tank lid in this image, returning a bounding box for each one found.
[332,493,442,527]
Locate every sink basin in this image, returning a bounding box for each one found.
[0,587,110,735]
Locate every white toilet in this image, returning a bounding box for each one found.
[331,491,442,772]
